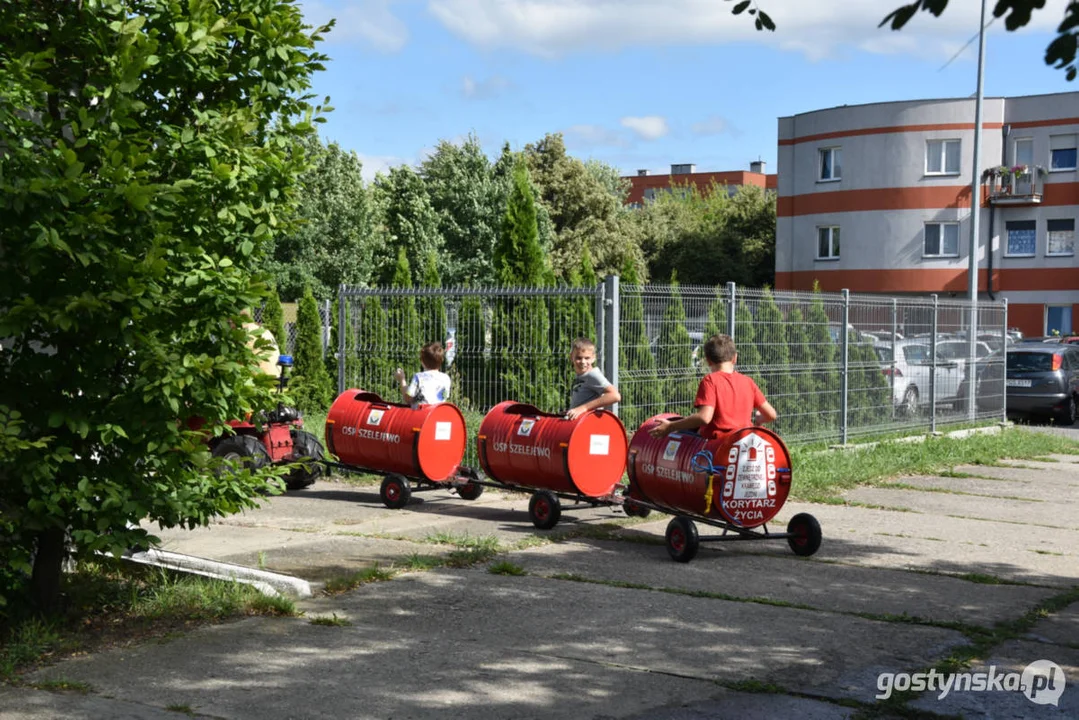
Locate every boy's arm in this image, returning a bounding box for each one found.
[566,384,621,420]
[754,401,778,424]
[649,405,714,437]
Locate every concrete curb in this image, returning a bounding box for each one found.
[827,421,1012,452]
[122,548,313,599]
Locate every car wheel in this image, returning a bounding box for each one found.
[899,386,919,417]
[1055,395,1077,427]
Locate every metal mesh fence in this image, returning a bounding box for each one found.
[254,300,333,358]
[339,281,1008,457]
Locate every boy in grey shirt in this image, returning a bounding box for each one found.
[566,337,621,420]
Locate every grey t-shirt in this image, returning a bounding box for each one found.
[569,367,612,409]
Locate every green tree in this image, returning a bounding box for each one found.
[807,285,840,437]
[387,248,422,386]
[785,306,820,438]
[418,252,447,355]
[656,274,698,411]
[353,296,391,397]
[325,296,340,390]
[372,165,442,286]
[619,259,664,430]
[421,134,504,286]
[755,288,794,434]
[453,293,486,410]
[703,285,729,340]
[0,0,327,611]
[290,286,334,415]
[266,133,377,300]
[734,300,766,393]
[263,285,287,352]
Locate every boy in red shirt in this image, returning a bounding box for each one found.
[649,334,777,439]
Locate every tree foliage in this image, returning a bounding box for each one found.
[618,259,663,430]
[372,165,442,286]
[387,247,422,383]
[263,284,287,352]
[266,133,377,301]
[290,286,334,415]
[0,0,328,611]
[656,275,698,410]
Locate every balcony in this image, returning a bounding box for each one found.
[984,166,1047,206]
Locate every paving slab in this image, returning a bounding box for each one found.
[953,462,1079,482]
[28,569,968,713]
[843,487,1079,530]
[908,639,1079,719]
[1026,600,1079,648]
[509,538,1054,626]
[622,692,856,719]
[0,689,192,720]
[879,473,1045,500]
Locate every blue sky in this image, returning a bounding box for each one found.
[298,0,1076,180]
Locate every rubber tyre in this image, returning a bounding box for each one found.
[456,482,484,501]
[665,516,699,563]
[1054,395,1077,427]
[623,498,651,518]
[380,474,412,509]
[787,513,823,557]
[899,387,919,418]
[528,491,562,530]
[212,435,270,474]
[285,429,325,490]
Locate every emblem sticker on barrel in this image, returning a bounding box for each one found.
[434,421,452,441]
[662,440,680,462]
[732,434,769,499]
[589,434,610,455]
[367,409,384,426]
[517,419,535,436]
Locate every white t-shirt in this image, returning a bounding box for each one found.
[407,370,452,406]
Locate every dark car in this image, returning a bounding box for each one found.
[1002,345,1079,425]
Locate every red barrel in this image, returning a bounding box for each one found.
[477,401,628,498]
[325,389,467,482]
[627,414,792,528]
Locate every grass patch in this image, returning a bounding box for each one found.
[309,613,352,627]
[791,427,1079,502]
[423,532,500,551]
[488,561,526,576]
[0,559,296,683]
[26,679,92,693]
[399,553,444,571]
[322,565,395,595]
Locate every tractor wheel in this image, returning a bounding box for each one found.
[665,516,699,563]
[380,474,412,509]
[212,435,271,475]
[787,513,823,557]
[623,498,651,518]
[285,429,325,490]
[455,482,484,501]
[528,491,562,530]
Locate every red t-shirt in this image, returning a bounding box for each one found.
[694,371,766,438]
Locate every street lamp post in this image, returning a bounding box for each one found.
[967,0,988,419]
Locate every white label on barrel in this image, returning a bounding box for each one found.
[733,433,769,499]
[435,421,452,441]
[517,418,535,436]
[589,434,609,455]
[662,440,680,462]
[367,409,384,426]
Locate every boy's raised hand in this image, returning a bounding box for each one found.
[565,405,587,421]
[393,367,405,383]
[648,418,673,438]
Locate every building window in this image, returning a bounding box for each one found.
[1014,137,1033,167]
[817,226,840,260]
[1047,306,1073,336]
[926,139,961,175]
[1050,134,1077,171]
[818,147,842,181]
[1005,220,1037,257]
[1047,219,1075,256]
[924,222,960,257]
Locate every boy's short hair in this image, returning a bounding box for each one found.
[570,337,595,354]
[420,341,444,369]
[703,334,737,364]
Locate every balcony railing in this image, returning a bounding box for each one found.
[984,166,1047,205]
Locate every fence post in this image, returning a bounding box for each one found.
[841,288,850,445]
[891,298,898,419]
[595,280,606,365]
[337,286,346,395]
[726,281,736,339]
[1001,298,1009,423]
[602,274,620,416]
[930,294,939,434]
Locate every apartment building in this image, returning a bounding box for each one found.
[774,92,1079,337]
[624,162,778,208]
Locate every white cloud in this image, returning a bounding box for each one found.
[620,115,669,140]
[357,152,409,181]
[426,0,1069,60]
[461,74,513,99]
[691,115,734,136]
[563,124,628,148]
[301,0,409,52]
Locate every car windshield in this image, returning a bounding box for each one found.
[1007,352,1053,372]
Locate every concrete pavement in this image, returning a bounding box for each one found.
[2,449,1078,719]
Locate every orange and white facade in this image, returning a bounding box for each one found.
[774,92,1079,337]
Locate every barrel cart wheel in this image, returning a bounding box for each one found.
[285,429,325,490]
[455,482,484,501]
[528,490,562,530]
[380,474,412,509]
[622,498,651,518]
[665,516,700,563]
[786,513,822,557]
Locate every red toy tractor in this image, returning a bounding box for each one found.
[209,354,325,490]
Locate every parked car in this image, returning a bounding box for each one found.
[874,340,964,415]
[1000,345,1079,425]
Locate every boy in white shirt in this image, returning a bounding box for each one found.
[394,341,451,407]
